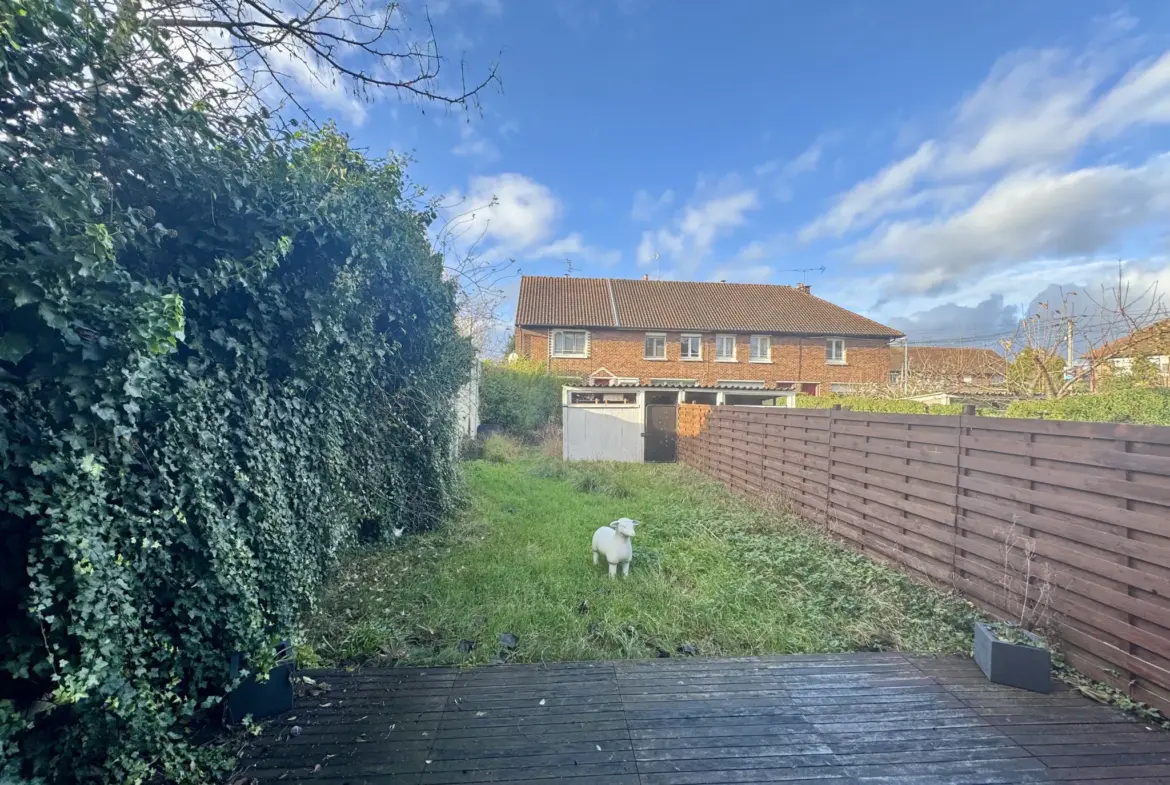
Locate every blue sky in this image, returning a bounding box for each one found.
[302,1,1170,349]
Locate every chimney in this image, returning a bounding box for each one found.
[642,274,648,281]
[796,282,811,294]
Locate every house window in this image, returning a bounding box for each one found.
[644,333,666,360]
[830,382,859,394]
[715,334,737,361]
[717,379,766,389]
[680,334,702,360]
[826,338,846,364]
[750,335,771,362]
[552,330,588,358]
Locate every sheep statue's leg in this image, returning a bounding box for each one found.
[608,562,617,579]
[593,550,599,565]
[622,561,630,577]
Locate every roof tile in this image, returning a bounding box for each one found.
[515,276,902,338]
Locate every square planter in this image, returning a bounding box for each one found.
[225,640,295,722]
[974,622,1051,694]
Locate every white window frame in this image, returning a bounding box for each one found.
[551,329,589,358]
[717,379,766,389]
[715,334,737,362]
[749,335,771,363]
[643,332,667,360]
[650,378,698,387]
[830,382,859,394]
[826,338,846,365]
[680,333,702,361]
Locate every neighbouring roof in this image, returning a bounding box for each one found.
[890,346,1008,375]
[1088,317,1170,359]
[515,276,903,338]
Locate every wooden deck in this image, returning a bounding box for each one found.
[237,653,1170,784]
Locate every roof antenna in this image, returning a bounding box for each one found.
[776,265,826,285]
[564,257,575,278]
[654,252,661,281]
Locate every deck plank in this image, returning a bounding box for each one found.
[237,653,1169,784]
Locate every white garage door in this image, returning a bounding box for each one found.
[562,406,643,462]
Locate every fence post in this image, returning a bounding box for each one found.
[824,404,841,529]
[951,405,976,587]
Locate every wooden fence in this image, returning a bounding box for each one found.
[678,403,1170,716]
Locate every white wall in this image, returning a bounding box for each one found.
[563,404,644,462]
[453,359,481,440]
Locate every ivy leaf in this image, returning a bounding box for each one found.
[0,332,32,365]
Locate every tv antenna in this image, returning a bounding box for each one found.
[564,257,575,277]
[776,265,826,283]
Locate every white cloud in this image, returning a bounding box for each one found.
[446,173,561,253]
[803,44,1170,246]
[800,142,938,241]
[441,174,618,271]
[532,233,621,267]
[631,188,675,222]
[452,122,500,162]
[855,156,1170,296]
[636,190,759,273]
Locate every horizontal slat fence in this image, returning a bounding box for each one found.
[677,403,1170,716]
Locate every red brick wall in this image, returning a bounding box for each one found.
[515,327,891,392]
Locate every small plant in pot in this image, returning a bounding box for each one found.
[975,523,1055,694]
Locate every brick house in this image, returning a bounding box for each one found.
[514,275,902,402]
[1089,317,1170,389]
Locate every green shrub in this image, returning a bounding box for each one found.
[479,362,569,437]
[795,395,930,414]
[1004,389,1170,425]
[0,5,469,782]
[482,433,525,463]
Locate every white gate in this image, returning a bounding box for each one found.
[562,406,643,462]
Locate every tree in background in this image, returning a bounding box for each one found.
[1005,348,1066,395]
[1001,267,1169,399]
[142,0,499,119]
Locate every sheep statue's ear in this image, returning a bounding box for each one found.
[631,520,641,527]
[608,520,619,529]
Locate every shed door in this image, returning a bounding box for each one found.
[562,406,643,462]
[644,404,678,463]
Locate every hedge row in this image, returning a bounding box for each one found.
[479,361,574,438]
[1003,388,1170,425]
[0,4,470,783]
[792,390,1170,425]
[793,395,965,416]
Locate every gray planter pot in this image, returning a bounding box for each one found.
[225,640,295,722]
[974,622,1051,693]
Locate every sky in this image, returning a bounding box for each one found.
[296,1,1170,351]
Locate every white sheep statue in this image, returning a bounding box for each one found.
[592,518,639,578]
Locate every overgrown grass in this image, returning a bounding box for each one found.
[301,453,980,667]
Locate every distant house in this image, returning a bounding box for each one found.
[1090,318,1170,388]
[514,275,903,403]
[888,346,1008,390]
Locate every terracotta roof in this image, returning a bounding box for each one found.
[1088,318,1170,359]
[515,276,902,338]
[889,347,1008,375]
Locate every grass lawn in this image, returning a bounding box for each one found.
[301,453,981,667]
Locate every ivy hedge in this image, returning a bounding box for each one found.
[0,3,470,783]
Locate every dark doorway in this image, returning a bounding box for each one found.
[644,404,678,463]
